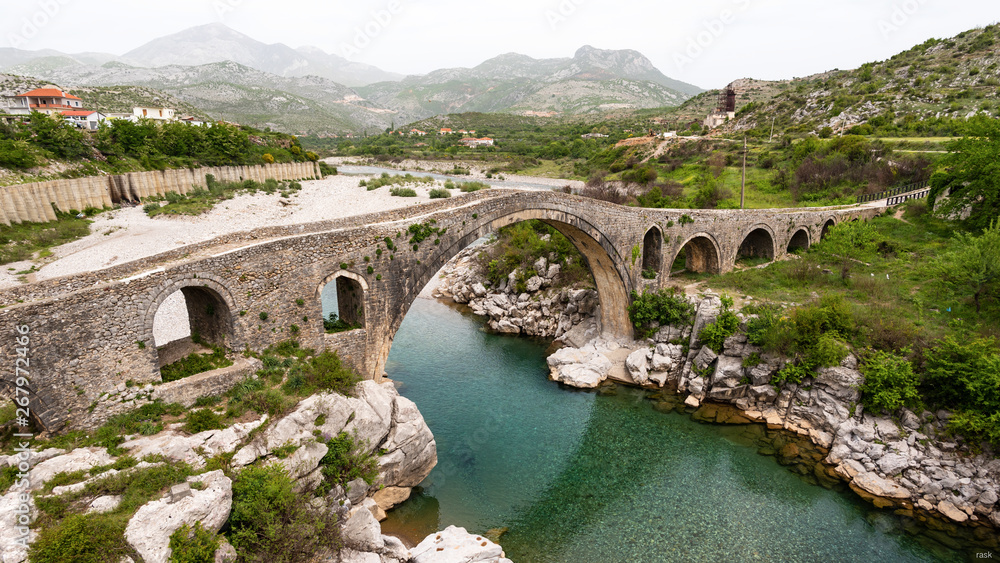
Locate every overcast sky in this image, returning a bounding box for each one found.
[4,0,996,88]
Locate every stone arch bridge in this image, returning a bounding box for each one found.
[0,190,881,430]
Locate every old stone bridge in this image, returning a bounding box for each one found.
[0,190,881,430]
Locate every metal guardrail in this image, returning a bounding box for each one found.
[856,180,930,204]
[885,189,931,206]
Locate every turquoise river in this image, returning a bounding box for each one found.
[373,295,967,562]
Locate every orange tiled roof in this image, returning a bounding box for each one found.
[17,88,82,100]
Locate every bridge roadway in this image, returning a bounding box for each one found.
[0,189,883,430]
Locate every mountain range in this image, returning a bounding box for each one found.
[0,24,702,134]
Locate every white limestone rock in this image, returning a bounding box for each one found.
[815,366,862,402]
[124,416,265,469]
[87,495,122,514]
[379,395,438,488]
[411,526,511,563]
[712,355,744,388]
[342,504,385,553]
[689,294,723,349]
[29,447,116,491]
[0,489,34,563]
[547,347,613,389]
[625,348,651,385]
[124,470,232,563]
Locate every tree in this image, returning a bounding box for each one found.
[932,115,1000,231]
[933,220,1000,313]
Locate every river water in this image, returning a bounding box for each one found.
[337,165,564,191]
[379,295,962,562]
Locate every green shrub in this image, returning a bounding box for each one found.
[318,432,380,490]
[459,181,489,192]
[301,350,362,396]
[947,411,1000,450]
[168,522,220,563]
[184,409,225,434]
[28,514,127,563]
[698,296,739,353]
[429,188,451,199]
[389,187,417,197]
[628,288,695,338]
[859,349,921,414]
[324,312,360,334]
[922,336,1000,413]
[230,465,340,562]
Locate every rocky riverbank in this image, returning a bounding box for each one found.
[1,382,512,563]
[549,293,999,549]
[431,237,999,549]
[432,244,600,342]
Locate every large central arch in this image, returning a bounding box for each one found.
[372,206,634,379]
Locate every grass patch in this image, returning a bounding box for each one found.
[145,176,301,217]
[160,346,233,383]
[459,181,490,193]
[0,212,92,265]
[360,172,434,191]
[429,188,451,199]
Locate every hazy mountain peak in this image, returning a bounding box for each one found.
[120,24,399,86]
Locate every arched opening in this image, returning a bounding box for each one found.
[373,210,633,379]
[821,219,835,239]
[151,285,233,370]
[320,272,367,333]
[641,227,663,278]
[737,228,775,264]
[671,234,722,275]
[787,229,810,253]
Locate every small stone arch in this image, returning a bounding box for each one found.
[641,226,663,277]
[737,225,776,262]
[821,218,836,239]
[317,270,370,330]
[787,228,811,253]
[671,233,723,275]
[144,277,238,370]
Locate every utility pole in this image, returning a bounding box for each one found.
[741,136,747,209]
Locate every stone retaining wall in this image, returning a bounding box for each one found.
[0,162,321,226]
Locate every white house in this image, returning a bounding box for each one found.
[7,88,85,115]
[133,107,176,121]
[459,137,494,148]
[62,110,106,130]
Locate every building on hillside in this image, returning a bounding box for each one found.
[459,137,495,148]
[704,83,737,129]
[409,129,427,136]
[7,88,85,115]
[62,110,107,130]
[439,128,453,135]
[133,107,176,121]
[581,133,609,139]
